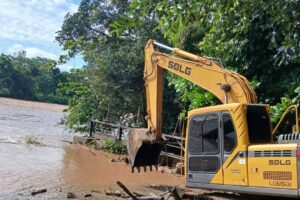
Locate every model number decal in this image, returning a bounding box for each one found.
[269,160,291,165]
[168,61,191,75]
[269,181,291,187]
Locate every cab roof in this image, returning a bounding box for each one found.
[188,103,269,117]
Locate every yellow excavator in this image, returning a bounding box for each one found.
[127,39,300,197]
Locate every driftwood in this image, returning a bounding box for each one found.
[170,187,182,200]
[31,188,47,195]
[139,193,163,200]
[116,181,163,200]
[116,181,139,200]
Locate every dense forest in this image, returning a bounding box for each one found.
[0,53,78,104]
[56,0,298,133]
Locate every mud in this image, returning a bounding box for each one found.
[62,144,183,189]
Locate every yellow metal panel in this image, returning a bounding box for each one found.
[248,157,298,189]
[188,103,244,117]
[248,144,297,151]
[211,105,250,185]
[248,144,298,189]
[155,53,256,104]
[144,42,164,136]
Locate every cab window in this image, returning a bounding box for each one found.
[189,113,219,154]
[223,113,237,153]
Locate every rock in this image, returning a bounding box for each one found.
[73,136,94,145]
[67,192,77,199]
[31,188,47,195]
[91,189,101,193]
[109,156,127,163]
[164,167,173,174]
[158,166,165,173]
[83,193,92,197]
[105,189,122,197]
[94,140,103,150]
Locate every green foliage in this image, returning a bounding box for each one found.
[56,0,180,133]
[0,54,71,104]
[113,0,300,114]
[269,88,300,135]
[58,0,300,136]
[102,138,126,154]
[57,69,94,131]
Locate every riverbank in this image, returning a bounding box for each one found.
[0,97,185,199]
[0,97,67,112]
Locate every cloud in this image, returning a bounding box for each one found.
[0,0,78,43]
[8,44,58,60]
[0,0,84,71]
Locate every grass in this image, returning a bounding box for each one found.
[25,135,44,146]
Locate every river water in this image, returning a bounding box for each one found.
[0,98,181,199]
[0,100,71,198]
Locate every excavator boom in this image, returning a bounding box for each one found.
[127,40,257,170]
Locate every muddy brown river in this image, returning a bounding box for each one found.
[0,98,181,199]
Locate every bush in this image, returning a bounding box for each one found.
[102,138,127,154]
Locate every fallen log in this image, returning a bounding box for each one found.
[31,188,47,195]
[170,187,181,200]
[116,181,138,200]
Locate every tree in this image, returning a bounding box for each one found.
[113,0,300,128]
[56,0,180,132]
[0,54,70,104]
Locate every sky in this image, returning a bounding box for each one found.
[0,0,85,71]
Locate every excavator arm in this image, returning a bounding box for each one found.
[127,39,257,171]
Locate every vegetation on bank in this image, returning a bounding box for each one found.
[55,0,299,135]
[0,54,80,105]
[25,135,44,146]
[102,138,127,154]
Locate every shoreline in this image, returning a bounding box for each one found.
[0,97,67,113]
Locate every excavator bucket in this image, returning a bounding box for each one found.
[127,128,163,172]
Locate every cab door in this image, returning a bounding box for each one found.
[221,112,248,185]
[186,112,223,185]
